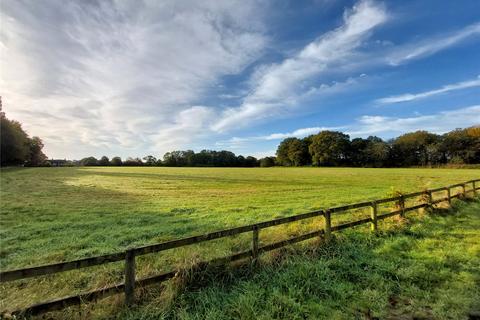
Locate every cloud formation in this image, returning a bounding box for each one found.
[227,105,480,146]
[347,105,480,136]
[0,0,267,158]
[375,76,480,104]
[387,22,480,66]
[1,0,478,159]
[211,0,388,132]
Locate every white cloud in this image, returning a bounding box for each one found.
[0,0,267,158]
[152,106,215,152]
[346,105,480,136]
[387,22,480,66]
[217,126,341,149]
[211,0,387,132]
[375,76,480,104]
[225,105,480,147]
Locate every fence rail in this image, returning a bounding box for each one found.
[1,179,479,316]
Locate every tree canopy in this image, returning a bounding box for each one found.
[274,127,479,167]
[1,99,47,166]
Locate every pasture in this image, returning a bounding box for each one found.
[0,167,479,318]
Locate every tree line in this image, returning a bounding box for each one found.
[275,128,480,167]
[75,126,479,168]
[77,150,261,167]
[0,99,47,166]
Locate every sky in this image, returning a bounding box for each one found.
[1,0,479,160]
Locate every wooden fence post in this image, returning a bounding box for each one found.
[252,226,259,262]
[399,195,405,218]
[425,190,433,211]
[370,201,378,232]
[446,187,451,205]
[124,249,136,306]
[462,184,466,199]
[474,181,477,196]
[324,210,332,242]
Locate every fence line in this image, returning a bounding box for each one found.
[1,179,478,316]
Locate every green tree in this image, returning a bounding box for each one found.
[276,138,294,166]
[110,156,122,166]
[1,116,30,165]
[143,155,157,166]
[123,157,143,166]
[276,137,309,166]
[392,131,440,166]
[363,136,390,167]
[98,156,110,166]
[309,131,351,166]
[80,157,98,166]
[441,128,480,164]
[259,157,276,167]
[26,136,47,166]
[1,99,48,166]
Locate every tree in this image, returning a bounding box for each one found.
[349,138,369,166]
[259,157,276,167]
[98,156,110,166]
[309,131,351,166]
[1,99,48,166]
[110,156,122,166]
[391,131,440,166]
[440,128,480,164]
[123,157,143,166]
[276,137,309,166]
[363,136,390,167]
[26,137,47,166]
[276,138,294,166]
[245,156,258,167]
[143,155,157,166]
[80,157,98,166]
[1,116,30,166]
[288,138,310,166]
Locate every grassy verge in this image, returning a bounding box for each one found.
[117,200,480,320]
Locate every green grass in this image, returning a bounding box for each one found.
[125,200,479,320]
[0,167,479,318]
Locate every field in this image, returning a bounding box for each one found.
[0,167,479,318]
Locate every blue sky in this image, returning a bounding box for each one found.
[1,0,479,159]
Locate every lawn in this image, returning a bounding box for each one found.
[0,167,479,317]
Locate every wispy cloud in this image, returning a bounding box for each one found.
[347,105,480,136]
[0,0,268,158]
[226,105,480,145]
[375,76,480,104]
[217,126,342,149]
[211,0,387,132]
[387,22,480,66]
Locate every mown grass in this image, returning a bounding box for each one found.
[0,167,478,318]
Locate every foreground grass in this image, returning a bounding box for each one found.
[121,200,480,320]
[0,167,478,315]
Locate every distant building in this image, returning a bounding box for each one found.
[50,159,68,167]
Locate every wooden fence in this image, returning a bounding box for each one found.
[1,179,479,317]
